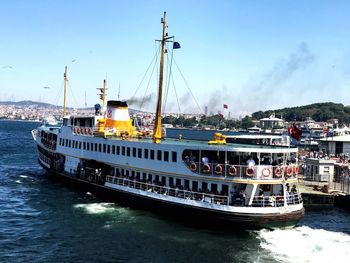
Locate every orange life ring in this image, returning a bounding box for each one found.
[190,162,197,171]
[203,164,211,173]
[228,165,237,176]
[85,127,89,134]
[274,167,283,177]
[215,164,223,175]
[76,127,80,134]
[245,167,254,177]
[286,166,293,177]
[294,165,299,175]
[262,168,271,177]
[89,128,93,135]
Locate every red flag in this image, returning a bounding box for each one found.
[288,123,302,141]
[223,104,228,109]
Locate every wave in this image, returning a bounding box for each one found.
[257,226,350,263]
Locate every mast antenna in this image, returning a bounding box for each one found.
[153,11,167,144]
[63,66,67,116]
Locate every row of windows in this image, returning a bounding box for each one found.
[114,168,229,194]
[58,138,177,162]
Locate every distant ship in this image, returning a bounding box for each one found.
[32,12,304,229]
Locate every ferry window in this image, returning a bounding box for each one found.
[172,151,177,162]
[90,143,93,151]
[138,148,142,158]
[107,145,110,154]
[176,178,181,187]
[169,177,174,187]
[126,170,129,176]
[184,179,189,189]
[136,172,140,180]
[83,142,86,150]
[211,183,217,193]
[164,151,169,162]
[150,149,154,160]
[222,185,228,195]
[192,181,198,191]
[69,140,71,148]
[87,143,90,151]
[59,138,62,145]
[112,145,115,154]
[148,174,153,182]
[142,172,147,180]
[79,142,81,149]
[144,149,149,159]
[161,176,166,185]
[132,147,136,157]
[63,118,68,126]
[122,146,125,155]
[99,144,102,152]
[103,144,106,153]
[127,147,130,156]
[65,139,68,147]
[202,182,208,191]
[95,143,98,151]
[131,171,135,177]
[157,150,162,161]
[117,146,120,155]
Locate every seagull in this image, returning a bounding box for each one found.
[43,86,50,89]
[2,65,13,69]
[72,59,76,62]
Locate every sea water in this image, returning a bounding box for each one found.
[1,120,349,263]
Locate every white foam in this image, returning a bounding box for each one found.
[74,202,116,214]
[15,180,21,183]
[257,226,350,263]
[20,175,28,178]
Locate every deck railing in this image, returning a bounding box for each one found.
[185,161,300,180]
[106,176,229,205]
[251,193,302,207]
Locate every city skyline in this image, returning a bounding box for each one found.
[1,1,350,117]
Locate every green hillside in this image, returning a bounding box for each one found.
[251,102,350,123]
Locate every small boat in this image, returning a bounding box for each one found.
[32,12,304,229]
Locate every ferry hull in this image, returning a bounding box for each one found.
[39,160,304,229]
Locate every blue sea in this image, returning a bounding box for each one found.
[1,120,350,263]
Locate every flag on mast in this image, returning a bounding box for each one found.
[223,104,228,109]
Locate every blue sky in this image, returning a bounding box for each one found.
[1,0,350,117]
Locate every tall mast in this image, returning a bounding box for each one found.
[103,79,107,109]
[153,11,167,144]
[63,66,67,117]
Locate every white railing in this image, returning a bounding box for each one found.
[185,161,300,180]
[106,176,229,205]
[251,193,302,207]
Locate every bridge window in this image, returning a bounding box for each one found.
[144,149,149,159]
[150,149,154,160]
[172,151,177,162]
[127,147,130,156]
[157,150,162,161]
[138,148,142,158]
[112,145,115,154]
[132,147,136,157]
[122,146,125,155]
[164,151,169,162]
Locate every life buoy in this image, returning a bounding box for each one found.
[245,167,254,177]
[89,128,93,135]
[215,164,223,175]
[190,162,197,171]
[203,164,211,173]
[74,127,77,133]
[85,127,89,135]
[228,165,237,176]
[294,165,299,175]
[262,168,271,177]
[286,166,293,177]
[76,128,80,134]
[274,166,283,177]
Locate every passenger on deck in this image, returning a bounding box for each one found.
[202,156,209,165]
[247,156,255,168]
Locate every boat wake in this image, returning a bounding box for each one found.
[73,202,117,214]
[256,226,350,263]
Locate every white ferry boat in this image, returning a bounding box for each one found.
[32,12,304,229]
